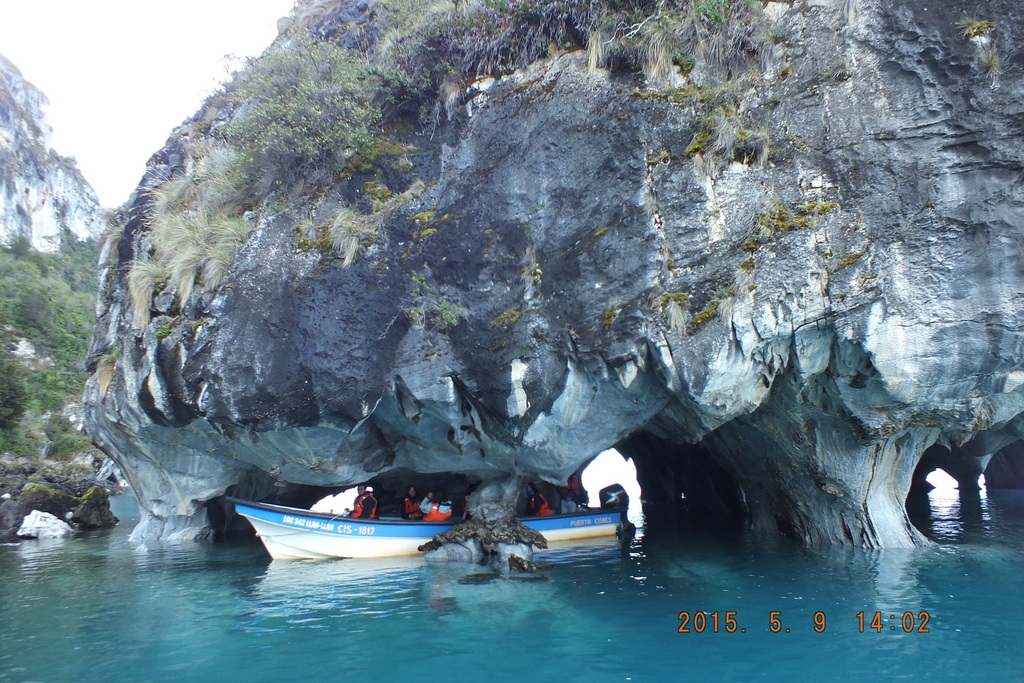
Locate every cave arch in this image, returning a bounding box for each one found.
[910,444,990,495]
[613,431,748,534]
[984,442,1024,489]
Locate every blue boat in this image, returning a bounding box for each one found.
[228,497,623,560]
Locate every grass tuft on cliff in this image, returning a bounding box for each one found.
[127,142,252,327]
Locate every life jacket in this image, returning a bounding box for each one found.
[423,502,452,521]
[403,497,422,519]
[352,493,378,519]
[529,492,552,516]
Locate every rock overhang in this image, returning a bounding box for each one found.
[82,0,1024,548]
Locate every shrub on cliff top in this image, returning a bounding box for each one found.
[587,0,773,84]
[226,33,380,195]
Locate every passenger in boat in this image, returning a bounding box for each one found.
[402,485,424,520]
[557,473,588,513]
[351,485,378,519]
[420,491,436,516]
[423,492,453,521]
[525,482,553,516]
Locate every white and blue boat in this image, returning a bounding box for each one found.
[228,497,623,560]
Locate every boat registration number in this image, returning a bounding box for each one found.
[280,515,377,535]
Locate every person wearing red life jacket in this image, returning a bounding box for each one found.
[350,485,378,519]
[402,485,423,520]
[423,493,453,521]
[525,482,552,516]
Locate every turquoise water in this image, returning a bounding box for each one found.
[1,488,1022,681]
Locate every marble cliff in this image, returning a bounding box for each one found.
[84,0,1024,552]
[0,55,105,250]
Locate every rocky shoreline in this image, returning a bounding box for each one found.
[0,451,122,542]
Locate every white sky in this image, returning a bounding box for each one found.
[0,0,297,207]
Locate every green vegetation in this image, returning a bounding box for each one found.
[684,284,735,333]
[579,226,611,254]
[226,33,380,194]
[294,223,333,253]
[281,0,775,127]
[587,0,774,85]
[685,129,710,156]
[154,321,175,340]
[329,179,426,265]
[669,80,770,169]
[691,299,719,332]
[490,309,524,328]
[43,415,92,460]
[837,252,865,270]
[431,298,469,330]
[661,292,690,307]
[0,236,98,456]
[339,140,416,181]
[957,16,994,39]
[413,209,437,225]
[742,200,838,252]
[407,271,468,332]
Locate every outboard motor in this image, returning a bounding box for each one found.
[599,483,628,510]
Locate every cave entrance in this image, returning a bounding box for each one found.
[579,449,643,526]
[904,439,1024,541]
[905,465,994,542]
[983,441,1024,489]
[612,431,748,536]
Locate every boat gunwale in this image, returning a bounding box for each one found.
[226,496,622,526]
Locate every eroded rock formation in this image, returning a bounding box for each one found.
[84,0,1024,550]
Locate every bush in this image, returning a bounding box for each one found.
[0,237,98,455]
[43,415,91,460]
[226,33,381,194]
[0,346,28,431]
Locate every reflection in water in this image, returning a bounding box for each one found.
[866,550,925,616]
[922,484,992,542]
[246,538,630,634]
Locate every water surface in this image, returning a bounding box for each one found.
[1,488,1021,681]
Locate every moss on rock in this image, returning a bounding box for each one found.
[73,486,119,529]
[19,483,79,521]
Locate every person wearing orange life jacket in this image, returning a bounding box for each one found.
[402,485,424,520]
[525,482,552,516]
[350,485,378,519]
[422,492,453,521]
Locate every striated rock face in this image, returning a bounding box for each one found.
[0,54,105,250]
[85,0,1024,548]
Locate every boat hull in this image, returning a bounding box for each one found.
[229,498,621,560]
